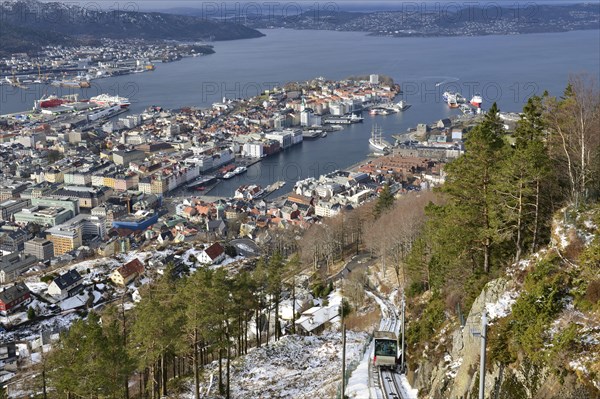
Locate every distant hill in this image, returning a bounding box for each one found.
[0,0,265,56]
[236,3,599,37]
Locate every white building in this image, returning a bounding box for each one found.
[300,109,322,127]
[47,269,83,300]
[242,142,264,158]
[198,242,226,265]
[265,131,293,149]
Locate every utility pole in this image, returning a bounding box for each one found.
[341,324,346,399]
[400,292,406,373]
[471,310,488,399]
[479,311,487,399]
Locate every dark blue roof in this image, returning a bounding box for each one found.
[53,269,82,290]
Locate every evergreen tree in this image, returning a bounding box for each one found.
[130,266,183,398]
[178,269,211,399]
[496,96,553,260]
[267,252,284,341]
[374,183,395,218]
[440,103,506,273]
[47,312,128,397]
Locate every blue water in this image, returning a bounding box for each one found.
[1,29,598,196]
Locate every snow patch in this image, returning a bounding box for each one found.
[485,290,518,320]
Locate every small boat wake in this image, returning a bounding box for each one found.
[435,76,460,87]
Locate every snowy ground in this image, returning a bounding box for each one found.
[180,331,368,399]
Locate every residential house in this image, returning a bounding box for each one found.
[110,258,144,286]
[295,305,340,336]
[0,282,31,314]
[47,269,83,300]
[206,219,227,238]
[198,242,225,265]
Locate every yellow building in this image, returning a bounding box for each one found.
[44,168,64,183]
[103,176,116,189]
[46,225,82,256]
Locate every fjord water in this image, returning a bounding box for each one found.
[2,29,598,196]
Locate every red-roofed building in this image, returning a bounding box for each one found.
[198,242,225,265]
[110,258,145,286]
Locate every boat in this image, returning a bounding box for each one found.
[446,92,460,108]
[350,113,364,123]
[223,171,236,179]
[34,94,78,109]
[369,125,391,153]
[460,104,474,115]
[448,99,459,108]
[370,108,391,116]
[90,94,130,108]
[470,94,483,108]
[396,100,411,111]
[233,166,247,175]
[321,132,327,138]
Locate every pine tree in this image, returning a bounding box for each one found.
[47,312,128,397]
[130,267,183,398]
[439,103,506,273]
[496,96,552,260]
[178,269,211,399]
[374,183,395,218]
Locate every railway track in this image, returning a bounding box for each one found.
[366,291,408,399]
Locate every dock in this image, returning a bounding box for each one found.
[263,181,286,197]
[186,175,217,189]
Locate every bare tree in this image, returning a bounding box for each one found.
[546,74,600,205]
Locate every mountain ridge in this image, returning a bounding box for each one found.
[0,0,265,56]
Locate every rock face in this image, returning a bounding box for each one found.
[411,277,516,398]
[412,277,597,399]
[448,278,512,398]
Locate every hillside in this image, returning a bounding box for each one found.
[407,206,600,398]
[240,4,600,37]
[0,0,264,56]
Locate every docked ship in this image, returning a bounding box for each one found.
[369,125,391,153]
[470,94,483,108]
[443,91,465,108]
[233,166,247,175]
[222,166,248,180]
[90,94,131,108]
[396,100,411,111]
[34,94,79,109]
[447,96,459,108]
[369,108,391,116]
[51,79,91,88]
